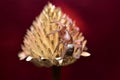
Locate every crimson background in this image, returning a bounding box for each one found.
[0,0,120,80]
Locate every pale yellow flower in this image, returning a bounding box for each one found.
[18,2,90,67]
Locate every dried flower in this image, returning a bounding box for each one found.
[18,2,90,67]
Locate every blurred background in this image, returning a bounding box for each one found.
[0,0,120,80]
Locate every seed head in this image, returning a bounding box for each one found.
[18,2,90,67]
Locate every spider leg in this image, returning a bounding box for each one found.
[51,20,65,28]
[74,40,82,43]
[73,49,81,59]
[74,44,82,48]
[53,40,63,53]
[60,44,68,58]
[54,40,68,59]
[54,41,66,65]
[47,29,60,35]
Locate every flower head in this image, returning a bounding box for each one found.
[18,2,90,67]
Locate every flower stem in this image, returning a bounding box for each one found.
[52,66,61,80]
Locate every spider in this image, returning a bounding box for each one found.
[47,20,82,61]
